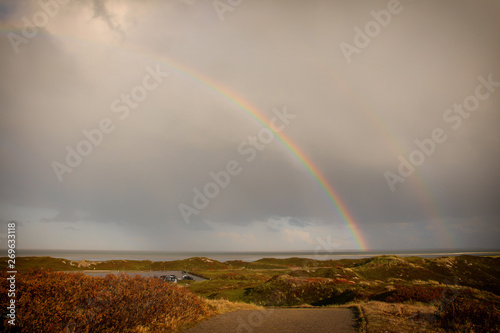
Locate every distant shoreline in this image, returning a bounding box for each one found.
[16,249,500,263]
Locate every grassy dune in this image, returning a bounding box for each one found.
[3,255,499,332]
[6,256,227,272]
[187,255,500,332]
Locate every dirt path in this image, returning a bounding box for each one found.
[181,308,358,333]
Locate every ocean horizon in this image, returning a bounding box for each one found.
[17,249,500,263]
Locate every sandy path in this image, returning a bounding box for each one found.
[181,308,357,333]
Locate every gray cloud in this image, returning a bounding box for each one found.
[0,0,499,251]
[91,0,125,39]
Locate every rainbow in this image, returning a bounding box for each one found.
[0,29,369,250]
[129,55,369,251]
[323,68,453,248]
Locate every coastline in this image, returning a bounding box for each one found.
[16,249,500,262]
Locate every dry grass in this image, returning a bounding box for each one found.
[135,300,261,332]
[205,299,263,315]
[357,301,446,333]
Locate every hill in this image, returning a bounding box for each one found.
[5,254,499,332]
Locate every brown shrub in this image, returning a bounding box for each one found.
[385,285,451,303]
[0,268,212,332]
[436,297,500,332]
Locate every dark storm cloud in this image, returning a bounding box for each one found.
[0,0,499,250]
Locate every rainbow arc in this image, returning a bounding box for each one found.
[0,29,369,250]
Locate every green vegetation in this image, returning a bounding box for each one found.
[244,275,345,306]
[4,254,499,332]
[187,254,500,332]
[5,256,229,272]
[4,256,87,271]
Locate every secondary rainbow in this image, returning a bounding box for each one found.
[322,69,453,249]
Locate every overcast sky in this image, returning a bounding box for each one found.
[1,0,499,252]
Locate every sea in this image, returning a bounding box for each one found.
[17,249,500,263]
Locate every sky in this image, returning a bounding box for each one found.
[0,0,499,252]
